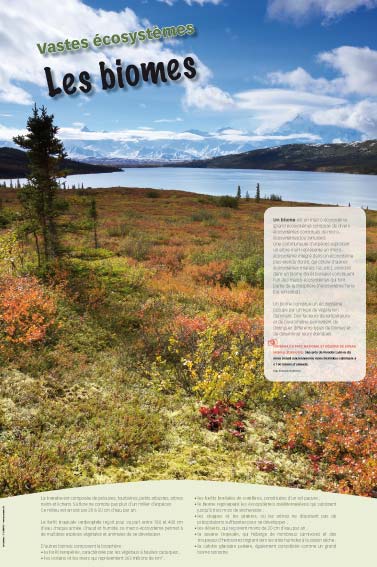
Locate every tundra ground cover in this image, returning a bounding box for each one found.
[0,187,376,497]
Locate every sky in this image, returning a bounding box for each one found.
[1,0,377,148]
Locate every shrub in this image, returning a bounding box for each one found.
[367,264,377,289]
[121,234,152,261]
[0,277,57,347]
[366,215,377,228]
[199,400,246,438]
[188,250,227,266]
[220,210,231,219]
[207,285,263,314]
[137,296,177,355]
[230,256,264,287]
[167,313,208,356]
[0,366,167,496]
[186,260,232,287]
[217,196,239,209]
[183,326,264,404]
[0,230,25,274]
[146,190,159,198]
[191,210,214,222]
[154,314,279,405]
[196,196,215,205]
[107,222,129,237]
[0,208,18,228]
[73,248,113,260]
[0,444,78,496]
[93,407,165,466]
[285,368,377,496]
[65,258,149,314]
[149,246,185,274]
[366,250,377,263]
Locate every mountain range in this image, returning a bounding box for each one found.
[0,115,363,165]
[0,147,121,179]
[0,114,376,177]
[177,140,377,175]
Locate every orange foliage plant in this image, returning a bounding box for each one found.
[0,277,57,346]
[286,363,377,496]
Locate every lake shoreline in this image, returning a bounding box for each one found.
[60,186,377,212]
[2,166,377,209]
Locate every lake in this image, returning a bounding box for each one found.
[3,167,377,209]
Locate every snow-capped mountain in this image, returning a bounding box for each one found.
[60,132,269,163]
[0,117,363,165]
[276,114,361,144]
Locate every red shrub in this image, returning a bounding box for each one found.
[0,277,57,346]
[286,367,377,496]
[256,460,276,472]
[186,261,231,286]
[199,400,247,438]
[149,246,184,274]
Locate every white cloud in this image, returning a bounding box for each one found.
[159,0,223,5]
[0,0,212,106]
[268,67,337,94]
[2,1,376,143]
[265,46,377,137]
[183,77,348,132]
[319,46,377,95]
[233,88,345,133]
[0,1,135,103]
[236,88,344,109]
[269,47,377,97]
[213,130,319,143]
[59,126,204,142]
[184,83,234,111]
[312,99,377,138]
[0,69,33,105]
[267,0,377,21]
[154,117,183,123]
[186,0,223,4]
[0,121,319,145]
[0,124,26,140]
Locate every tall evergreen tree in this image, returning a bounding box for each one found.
[13,105,67,265]
[255,183,260,202]
[236,185,241,199]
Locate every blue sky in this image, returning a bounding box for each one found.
[1,0,377,150]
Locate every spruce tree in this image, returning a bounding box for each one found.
[255,183,260,202]
[13,105,67,265]
[236,185,241,199]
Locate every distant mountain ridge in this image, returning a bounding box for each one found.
[0,115,365,164]
[53,117,364,163]
[176,140,377,175]
[2,139,376,177]
[0,147,121,179]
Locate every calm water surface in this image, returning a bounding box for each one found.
[3,167,377,209]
